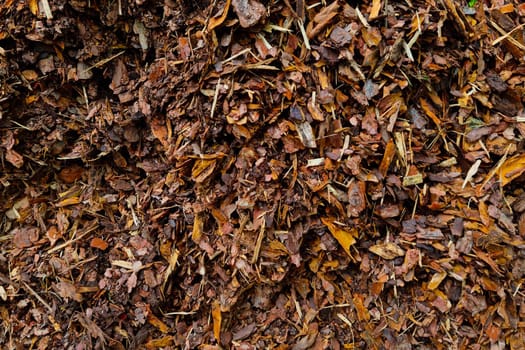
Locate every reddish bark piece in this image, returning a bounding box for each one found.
[347,181,366,217]
[232,0,266,28]
[6,149,24,168]
[90,237,109,251]
[12,227,39,248]
[58,164,84,184]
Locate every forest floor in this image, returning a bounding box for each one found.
[1,0,525,349]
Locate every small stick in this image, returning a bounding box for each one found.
[210,77,221,120]
[22,281,53,312]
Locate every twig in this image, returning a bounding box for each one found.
[297,19,311,50]
[491,22,525,47]
[220,48,251,64]
[251,220,265,264]
[355,7,371,28]
[490,20,525,51]
[210,77,221,120]
[47,223,98,254]
[82,50,126,74]
[40,0,53,19]
[22,281,53,312]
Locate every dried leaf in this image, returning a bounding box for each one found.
[148,311,169,333]
[369,242,405,260]
[369,0,381,19]
[56,196,80,207]
[192,159,217,183]
[427,271,447,290]
[321,217,357,258]
[353,293,370,321]
[28,0,38,15]
[58,165,84,184]
[54,280,82,302]
[306,2,339,39]
[497,154,525,187]
[145,336,174,349]
[150,118,169,149]
[208,0,232,31]
[212,300,222,341]
[379,139,396,176]
[192,213,203,243]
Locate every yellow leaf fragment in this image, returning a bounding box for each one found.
[353,293,370,321]
[56,196,80,207]
[148,312,169,333]
[145,336,174,349]
[427,270,447,290]
[370,0,381,19]
[497,154,525,187]
[28,0,38,15]
[192,159,216,183]
[368,242,405,260]
[208,0,231,31]
[192,213,203,243]
[321,217,357,258]
[212,300,222,342]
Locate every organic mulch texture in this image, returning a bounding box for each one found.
[1,0,525,348]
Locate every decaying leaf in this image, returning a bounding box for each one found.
[321,217,357,258]
[54,280,83,302]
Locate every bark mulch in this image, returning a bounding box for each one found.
[1,0,525,348]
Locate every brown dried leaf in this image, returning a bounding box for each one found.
[151,118,169,149]
[379,139,396,176]
[54,280,83,302]
[58,165,84,184]
[46,226,62,247]
[306,2,340,39]
[347,180,366,217]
